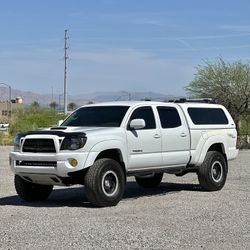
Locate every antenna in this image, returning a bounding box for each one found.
[63,29,69,114]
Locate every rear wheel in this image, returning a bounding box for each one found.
[135,173,163,188]
[198,151,227,191]
[84,159,125,207]
[14,175,53,201]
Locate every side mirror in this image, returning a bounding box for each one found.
[129,119,146,130]
[57,120,64,126]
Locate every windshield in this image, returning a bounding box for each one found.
[61,106,130,127]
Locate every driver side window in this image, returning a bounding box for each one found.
[129,106,156,129]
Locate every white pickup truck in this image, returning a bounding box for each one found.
[10,101,238,206]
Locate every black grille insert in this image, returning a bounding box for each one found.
[22,139,56,153]
[16,161,57,167]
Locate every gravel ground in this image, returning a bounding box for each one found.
[0,146,249,250]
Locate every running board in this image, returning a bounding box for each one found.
[127,165,187,176]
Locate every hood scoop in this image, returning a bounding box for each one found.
[50,126,67,130]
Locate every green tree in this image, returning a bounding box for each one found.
[30,101,40,109]
[87,101,94,104]
[49,101,58,110]
[185,58,250,132]
[68,102,77,111]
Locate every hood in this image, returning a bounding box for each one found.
[48,126,119,136]
[19,126,118,138]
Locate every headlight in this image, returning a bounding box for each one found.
[14,133,25,152]
[60,136,87,151]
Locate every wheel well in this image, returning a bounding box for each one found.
[207,143,227,162]
[96,149,126,174]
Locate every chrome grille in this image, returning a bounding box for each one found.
[22,139,56,153]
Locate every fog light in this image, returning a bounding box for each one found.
[69,159,78,167]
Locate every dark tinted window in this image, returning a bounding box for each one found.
[130,107,156,129]
[157,107,182,128]
[62,106,129,127]
[188,108,228,125]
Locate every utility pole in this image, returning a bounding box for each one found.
[63,29,69,114]
[51,86,54,102]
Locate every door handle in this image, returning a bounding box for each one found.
[180,132,187,137]
[154,134,161,139]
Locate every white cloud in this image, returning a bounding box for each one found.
[133,18,162,26]
[0,47,195,96]
[69,49,195,95]
[219,25,250,32]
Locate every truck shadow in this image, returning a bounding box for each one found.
[0,181,202,208]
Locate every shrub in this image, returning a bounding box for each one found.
[9,107,66,139]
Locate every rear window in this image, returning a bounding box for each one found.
[188,108,228,125]
[157,107,181,128]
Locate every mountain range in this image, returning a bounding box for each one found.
[0,87,183,107]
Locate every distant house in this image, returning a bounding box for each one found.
[0,97,23,124]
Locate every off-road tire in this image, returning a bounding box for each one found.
[135,173,163,188]
[198,151,228,191]
[84,158,125,207]
[14,175,53,201]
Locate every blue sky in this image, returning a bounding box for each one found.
[0,0,250,97]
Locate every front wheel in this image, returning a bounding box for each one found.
[14,175,53,201]
[198,151,228,191]
[84,159,125,207]
[135,173,163,188]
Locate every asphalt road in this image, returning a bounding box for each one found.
[0,146,249,250]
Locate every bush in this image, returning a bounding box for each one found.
[238,136,250,149]
[0,131,13,145]
[8,107,66,142]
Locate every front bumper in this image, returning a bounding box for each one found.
[10,151,89,178]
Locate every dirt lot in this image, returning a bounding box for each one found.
[0,146,249,250]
